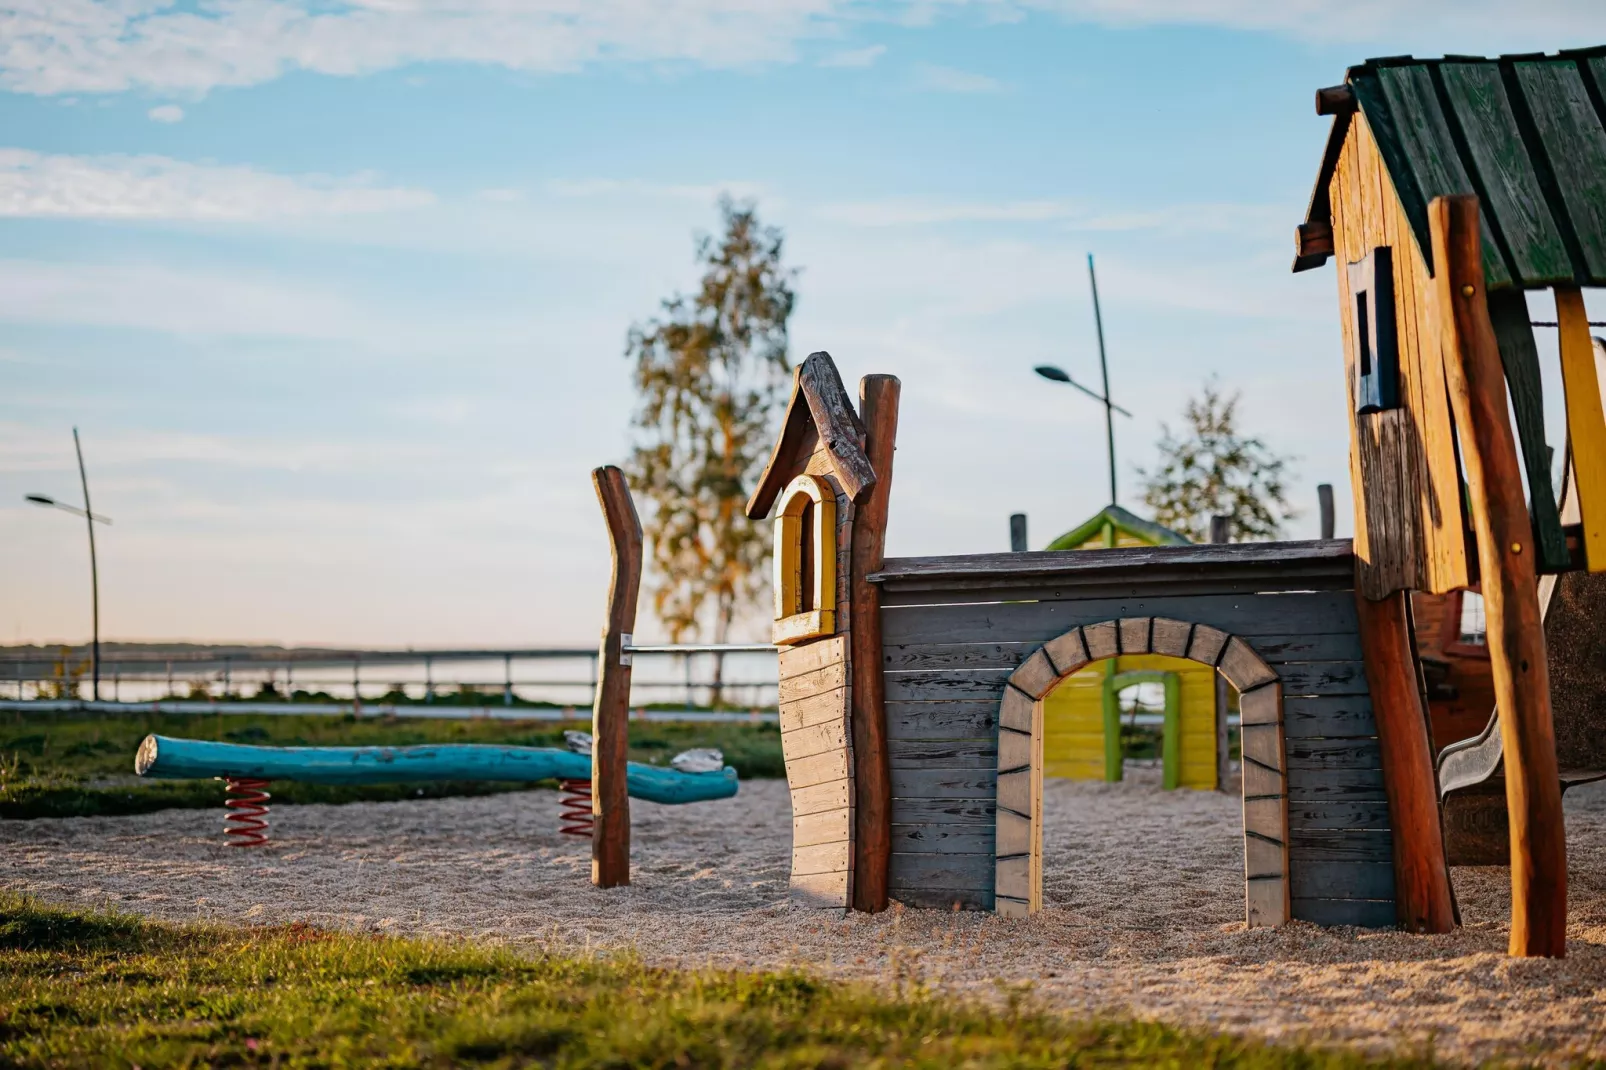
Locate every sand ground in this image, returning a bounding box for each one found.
[6,772,1606,1065]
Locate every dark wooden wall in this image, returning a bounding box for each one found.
[872,541,1398,928]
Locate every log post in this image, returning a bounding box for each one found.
[1428,195,1567,957]
[1354,590,1456,933]
[850,374,900,913]
[590,465,642,889]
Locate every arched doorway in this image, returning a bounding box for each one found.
[993,616,1286,927]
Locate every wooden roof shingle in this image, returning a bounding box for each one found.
[1294,47,1606,289]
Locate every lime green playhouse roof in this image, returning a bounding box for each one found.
[1044,505,1191,552]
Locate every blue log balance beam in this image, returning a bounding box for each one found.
[134,735,738,805]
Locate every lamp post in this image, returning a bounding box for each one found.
[25,428,111,701]
[1034,254,1130,505]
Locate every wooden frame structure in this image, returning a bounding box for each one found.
[1097,668,1181,788]
[1292,47,1606,956]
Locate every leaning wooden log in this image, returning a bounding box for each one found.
[1429,194,1567,958]
[134,735,738,805]
[1354,590,1456,933]
[591,465,643,887]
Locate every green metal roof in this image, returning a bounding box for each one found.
[1043,504,1190,552]
[1295,47,1606,289]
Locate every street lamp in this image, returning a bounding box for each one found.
[25,428,111,702]
[1034,253,1132,506]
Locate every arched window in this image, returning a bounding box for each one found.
[773,474,836,645]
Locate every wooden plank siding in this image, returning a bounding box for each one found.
[1330,108,1468,598]
[778,634,855,909]
[876,546,1395,925]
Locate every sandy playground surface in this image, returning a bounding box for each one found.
[6,772,1606,1065]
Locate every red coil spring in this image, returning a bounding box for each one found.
[558,778,594,837]
[223,777,271,847]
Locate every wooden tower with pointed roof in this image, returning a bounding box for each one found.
[746,352,900,911]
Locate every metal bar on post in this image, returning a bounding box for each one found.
[425,656,433,704]
[590,465,642,889]
[1430,194,1566,957]
[504,654,513,707]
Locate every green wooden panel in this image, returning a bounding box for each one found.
[1487,289,1570,571]
[1516,60,1606,281]
[1373,65,1514,287]
[1439,62,1573,282]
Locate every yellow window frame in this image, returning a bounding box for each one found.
[772,473,836,645]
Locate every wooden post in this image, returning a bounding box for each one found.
[1429,195,1567,957]
[590,465,642,889]
[1318,483,1335,540]
[1354,590,1456,933]
[1554,286,1606,572]
[849,375,899,913]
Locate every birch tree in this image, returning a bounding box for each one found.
[626,198,797,704]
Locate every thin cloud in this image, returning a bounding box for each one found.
[546,178,769,203]
[820,199,1071,225]
[0,149,434,221]
[1027,0,1606,47]
[2,1,1604,97]
[817,197,1283,233]
[819,43,886,68]
[0,0,844,96]
[146,104,183,123]
[912,63,1003,94]
[0,259,377,339]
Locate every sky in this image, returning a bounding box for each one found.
[3,0,1606,648]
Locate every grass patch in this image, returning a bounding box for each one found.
[0,894,1432,1069]
[0,710,782,820]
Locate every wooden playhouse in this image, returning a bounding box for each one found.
[740,354,1395,929]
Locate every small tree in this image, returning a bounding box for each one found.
[1138,380,1295,542]
[626,198,797,704]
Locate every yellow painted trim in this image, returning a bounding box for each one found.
[772,473,837,645]
[1556,286,1606,572]
[773,608,834,645]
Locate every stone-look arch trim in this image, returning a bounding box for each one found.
[993,616,1289,928]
